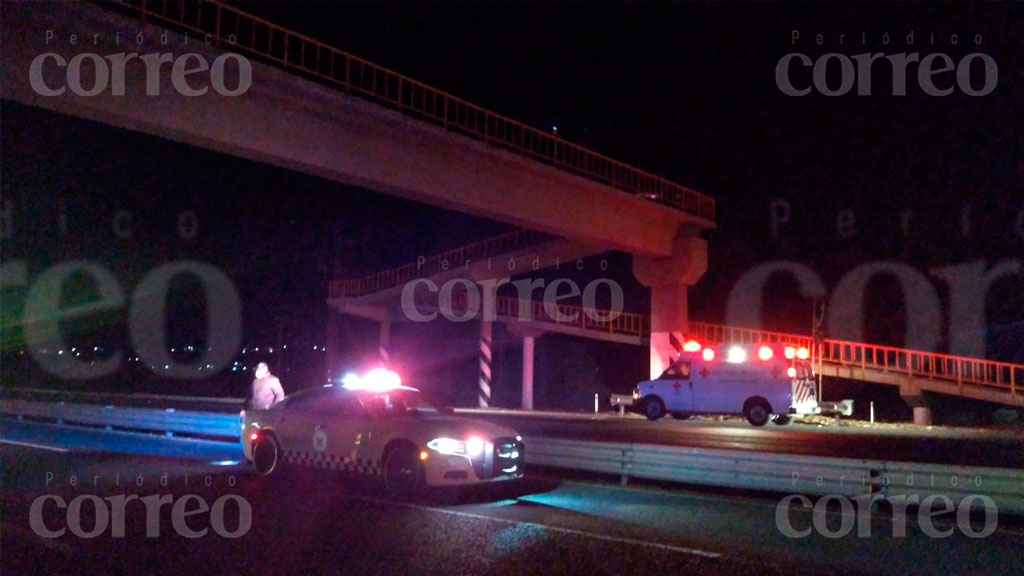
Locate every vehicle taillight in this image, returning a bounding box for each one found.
[702,348,716,361]
[249,431,259,442]
[758,345,774,361]
[787,367,797,379]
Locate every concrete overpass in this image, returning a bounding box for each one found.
[1,0,714,382]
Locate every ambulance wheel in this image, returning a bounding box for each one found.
[772,414,792,426]
[383,443,424,496]
[643,397,666,421]
[252,434,282,476]
[743,398,771,427]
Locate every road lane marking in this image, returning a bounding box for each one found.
[358,495,722,558]
[0,438,70,452]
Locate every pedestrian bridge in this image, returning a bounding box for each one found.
[330,231,1024,410]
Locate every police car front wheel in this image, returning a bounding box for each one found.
[252,434,281,476]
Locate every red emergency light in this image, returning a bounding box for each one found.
[701,348,715,362]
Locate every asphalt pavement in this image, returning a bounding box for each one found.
[2,432,1021,576]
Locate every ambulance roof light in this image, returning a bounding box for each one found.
[702,348,716,362]
[796,347,810,360]
[758,345,774,361]
[784,346,796,360]
[682,340,703,353]
[726,346,747,364]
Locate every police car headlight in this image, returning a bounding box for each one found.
[427,436,486,457]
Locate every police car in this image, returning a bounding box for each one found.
[633,341,851,426]
[242,369,525,493]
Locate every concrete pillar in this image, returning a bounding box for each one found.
[633,233,708,379]
[507,323,546,410]
[647,284,691,379]
[900,381,932,426]
[522,335,535,410]
[913,407,933,426]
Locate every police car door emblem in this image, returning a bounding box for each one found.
[313,425,328,453]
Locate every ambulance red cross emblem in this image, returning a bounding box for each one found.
[672,381,682,390]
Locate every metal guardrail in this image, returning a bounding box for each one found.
[690,322,1023,401]
[108,0,715,222]
[329,229,553,299]
[3,398,1021,513]
[1,399,241,440]
[524,437,1024,514]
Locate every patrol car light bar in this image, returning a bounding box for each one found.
[341,368,403,391]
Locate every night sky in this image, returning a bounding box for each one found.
[2,2,1022,405]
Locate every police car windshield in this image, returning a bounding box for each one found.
[362,389,443,418]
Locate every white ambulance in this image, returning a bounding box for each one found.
[632,341,851,426]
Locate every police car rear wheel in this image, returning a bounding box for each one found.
[252,435,281,476]
[384,445,424,495]
[743,399,771,427]
[643,397,666,421]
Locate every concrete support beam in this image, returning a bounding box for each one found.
[508,323,546,411]
[900,381,933,426]
[0,3,713,258]
[522,336,535,411]
[633,234,708,378]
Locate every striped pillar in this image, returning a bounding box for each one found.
[478,319,493,408]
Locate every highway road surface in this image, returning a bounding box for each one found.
[2,421,1021,576]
